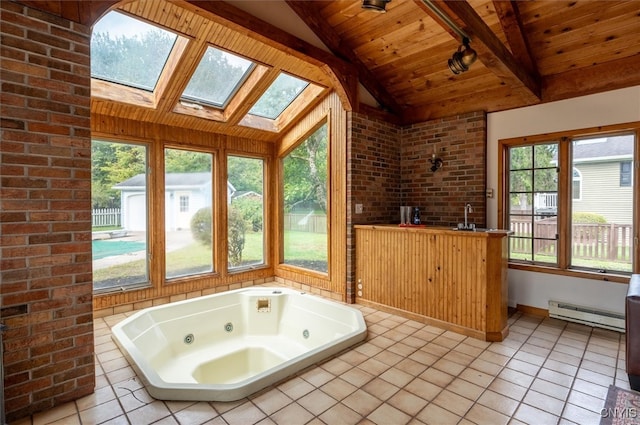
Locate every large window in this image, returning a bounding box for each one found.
[227,156,265,270]
[504,131,635,276]
[164,148,214,280]
[282,124,328,273]
[570,134,634,273]
[91,140,149,291]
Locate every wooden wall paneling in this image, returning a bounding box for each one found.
[214,138,227,278]
[355,226,509,340]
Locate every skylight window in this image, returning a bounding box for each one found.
[249,73,310,119]
[181,46,255,108]
[91,11,179,92]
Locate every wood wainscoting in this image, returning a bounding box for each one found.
[355,225,510,341]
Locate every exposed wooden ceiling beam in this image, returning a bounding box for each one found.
[177,0,359,112]
[543,54,640,103]
[414,0,541,103]
[285,0,405,117]
[492,1,538,77]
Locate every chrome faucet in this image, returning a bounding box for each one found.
[464,203,473,229]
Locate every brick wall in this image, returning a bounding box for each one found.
[348,112,402,225]
[0,2,95,421]
[401,111,487,227]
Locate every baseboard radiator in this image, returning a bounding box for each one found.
[548,301,625,332]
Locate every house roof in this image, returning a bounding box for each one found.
[573,134,634,162]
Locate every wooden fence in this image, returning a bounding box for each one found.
[283,213,327,233]
[92,208,121,228]
[510,218,633,262]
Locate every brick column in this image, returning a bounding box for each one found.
[1,2,94,421]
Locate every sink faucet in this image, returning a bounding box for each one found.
[464,203,473,228]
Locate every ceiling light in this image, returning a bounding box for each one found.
[362,0,390,13]
[448,37,477,74]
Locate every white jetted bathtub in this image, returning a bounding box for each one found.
[111,287,367,401]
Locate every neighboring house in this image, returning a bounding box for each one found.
[535,135,633,224]
[113,173,261,231]
[571,135,633,224]
[114,172,217,231]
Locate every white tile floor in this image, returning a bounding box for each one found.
[12,297,630,425]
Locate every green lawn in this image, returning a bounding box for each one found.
[94,230,328,287]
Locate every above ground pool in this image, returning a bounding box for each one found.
[111,287,367,401]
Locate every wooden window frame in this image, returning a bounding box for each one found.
[498,122,640,284]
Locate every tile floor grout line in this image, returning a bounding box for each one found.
[510,315,572,425]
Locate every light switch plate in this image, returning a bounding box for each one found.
[355,204,363,214]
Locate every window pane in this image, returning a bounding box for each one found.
[227,156,265,270]
[91,11,179,91]
[165,149,214,279]
[283,124,328,273]
[570,134,634,273]
[249,73,309,119]
[507,142,559,265]
[533,168,557,192]
[182,46,254,107]
[510,170,531,192]
[510,146,532,170]
[92,140,149,291]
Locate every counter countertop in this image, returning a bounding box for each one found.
[354,224,512,236]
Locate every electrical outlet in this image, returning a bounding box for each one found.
[355,204,363,214]
[486,188,494,198]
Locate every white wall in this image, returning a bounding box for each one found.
[487,85,640,313]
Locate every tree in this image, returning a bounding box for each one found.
[227,156,263,194]
[91,141,145,209]
[509,143,557,208]
[165,149,211,173]
[283,124,328,213]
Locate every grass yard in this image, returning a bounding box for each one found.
[93,230,329,289]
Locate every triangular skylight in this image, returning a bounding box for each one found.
[181,46,255,108]
[248,73,310,119]
[91,11,180,92]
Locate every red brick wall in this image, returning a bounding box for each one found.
[0,2,94,421]
[401,111,487,228]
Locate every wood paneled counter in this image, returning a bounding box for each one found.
[355,225,510,341]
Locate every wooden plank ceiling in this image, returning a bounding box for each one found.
[287,0,640,123]
[20,0,640,137]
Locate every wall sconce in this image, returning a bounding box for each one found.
[448,37,477,74]
[430,154,443,172]
[362,0,390,12]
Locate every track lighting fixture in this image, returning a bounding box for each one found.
[448,37,477,74]
[362,0,390,13]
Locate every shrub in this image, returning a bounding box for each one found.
[572,212,607,224]
[190,207,212,247]
[228,205,248,266]
[233,197,263,232]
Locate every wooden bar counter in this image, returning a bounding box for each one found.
[355,225,510,341]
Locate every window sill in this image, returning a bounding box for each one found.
[508,262,631,284]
